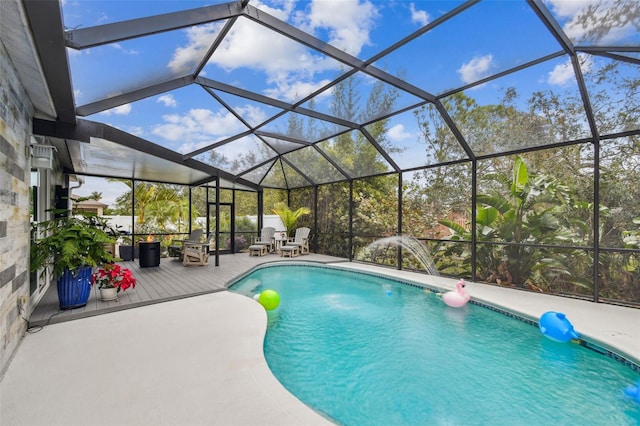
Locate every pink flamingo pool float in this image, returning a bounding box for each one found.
[442,279,470,308]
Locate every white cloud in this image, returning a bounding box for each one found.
[547,54,593,86]
[546,0,638,44]
[251,0,294,20]
[95,12,109,25]
[169,19,336,100]
[234,104,270,127]
[151,108,248,153]
[545,0,586,18]
[111,43,138,55]
[457,54,493,84]
[409,3,430,26]
[126,126,145,138]
[548,60,574,86]
[168,0,379,101]
[215,23,327,76]
[387,124,413,142]
[176,139,221,154]
[168,23,224,75]
[263,78,333,103]
[157,94,177,108]
[99,103,132,116]
[304,0,377,57]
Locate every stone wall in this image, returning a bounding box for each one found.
[0,39,32,374]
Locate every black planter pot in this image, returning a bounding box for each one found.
[57,266,92,310]
[119,245,138,261]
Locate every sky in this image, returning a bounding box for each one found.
[61,0,639,206]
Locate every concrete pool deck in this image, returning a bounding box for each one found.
[1,263,638,425]
[0,290,334,426]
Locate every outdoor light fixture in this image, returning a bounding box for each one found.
[30,143,56,170]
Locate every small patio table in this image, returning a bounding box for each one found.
[273,233,289,254]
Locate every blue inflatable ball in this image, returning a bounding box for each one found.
[539,311,579,343]
[258,289,280,311]
[623,380,640,403]
[385,290,393,296]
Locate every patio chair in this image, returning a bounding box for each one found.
[168,229,204,259]
[183,235,212,266]
[282,227,310,255]
[253,227,275,253]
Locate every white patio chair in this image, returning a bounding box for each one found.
[282,227,310,255]
[183,235,212,266]
[253,227,275,253]
[168,229,204,259]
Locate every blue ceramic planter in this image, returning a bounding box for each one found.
[57,266,92,309]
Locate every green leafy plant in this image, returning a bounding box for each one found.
[271,202,311,234]
[622,217,640,249]
[437,156,590,290]
[30,207,115,280]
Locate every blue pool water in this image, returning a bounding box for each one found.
[229,264,640,425]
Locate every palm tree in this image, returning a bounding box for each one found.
[165,198,192,233]
[271,202,311,234]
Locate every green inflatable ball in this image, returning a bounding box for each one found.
[258,290,280,311]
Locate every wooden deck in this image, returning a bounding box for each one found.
[29,252,348,327]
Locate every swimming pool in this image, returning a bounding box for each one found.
[229,264,640,425]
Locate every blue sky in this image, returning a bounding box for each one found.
[61,0,639,206]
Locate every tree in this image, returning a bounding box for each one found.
[438,156,591,291]
[569,0,640,44]
[406,97,473,238]
[109,180,199,232]
[272,202,310,234]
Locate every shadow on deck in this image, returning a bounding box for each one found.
[29,252,348,327]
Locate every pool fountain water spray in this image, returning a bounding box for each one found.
[363,235,440,275]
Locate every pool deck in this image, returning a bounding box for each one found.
[1,259,639,425]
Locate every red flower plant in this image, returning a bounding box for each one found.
[91,263,137,292]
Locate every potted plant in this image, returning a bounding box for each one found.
[91,263,137,301]
[118,235,137,261]
[271,202,311,235]
[30,208,115,309]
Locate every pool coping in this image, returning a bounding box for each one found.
[227,260,640,374]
